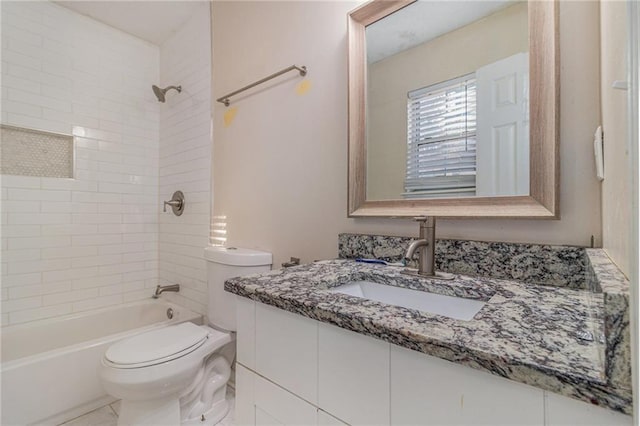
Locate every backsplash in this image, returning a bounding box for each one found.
[338,233,588,289]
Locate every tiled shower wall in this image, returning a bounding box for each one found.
[0,1,161,325]
[157,4,212,316]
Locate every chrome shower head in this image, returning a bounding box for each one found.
[152,85,182,103]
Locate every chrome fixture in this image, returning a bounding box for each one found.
[281,257,301,268]
[152,84,182,103]
[153,284,180,299]
[402,217,454,280]
[166,308,174,319]
[163,191,185,216]
[217,64,307,107]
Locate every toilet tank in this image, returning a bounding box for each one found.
[204,246,272,332]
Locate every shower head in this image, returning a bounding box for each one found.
[152,85,182,103]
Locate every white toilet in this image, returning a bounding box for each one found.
[100,247,272,426]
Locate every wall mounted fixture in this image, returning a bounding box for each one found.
[152,84,182,102]
[163,190,185,216]
[216,64,308,107]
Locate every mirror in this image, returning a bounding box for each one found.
[348,0,559,218]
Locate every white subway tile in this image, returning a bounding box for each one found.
[98,283,123,297]
[43,266,97,283]
[2,100,42,118]
[72,191,121,204]
[41,224,98,235]
[2,296,42,313]
[8,88,72,112]
[71,213,122,225]
[73,294,122,312]
[2,74,41,94]
[40,178,98,192]
[72,253,121,269]
[123,289,150,303]
[98,261,146,276]
[73,273,122,290]
[42,246,98,259]
[71,234,121,246]
[2,200,41,212]
[9,281,71,299]
[5,112,72,134]
[8,258,71,274]
[124,269,156,282]
[43,288,99,305]
[8,188,70,202]
[41,201,97,214]
[2,249,41,262]
[8,213,70,225]
[9,304,73,325]
[2,49,41,70]
[8,235,70,249]
[98,243,144,255]
[1,272,42,287]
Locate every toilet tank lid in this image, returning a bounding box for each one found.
[204,246,272,266]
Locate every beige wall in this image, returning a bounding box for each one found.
[212,1,601,269]
[367,2,528,200]
[600,0,631,277]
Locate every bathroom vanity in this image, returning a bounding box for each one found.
[225,235,632,425]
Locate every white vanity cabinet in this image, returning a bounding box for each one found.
[235,298,632,426]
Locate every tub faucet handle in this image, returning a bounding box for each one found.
[163,191,185,216]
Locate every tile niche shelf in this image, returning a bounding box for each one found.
[0,125,73,178]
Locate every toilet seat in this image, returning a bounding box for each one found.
[104,322,228,369]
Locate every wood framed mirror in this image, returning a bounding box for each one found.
[348,0,559,218]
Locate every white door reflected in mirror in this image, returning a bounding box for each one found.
[365,0,529,201]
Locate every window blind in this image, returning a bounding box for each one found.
[405,74,477,198]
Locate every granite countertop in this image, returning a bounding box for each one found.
[225,256,632,414]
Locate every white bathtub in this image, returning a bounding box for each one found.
[1,299,202,426]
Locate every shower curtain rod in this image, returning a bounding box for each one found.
[216,64,307,107]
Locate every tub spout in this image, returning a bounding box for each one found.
[153,284,180,299]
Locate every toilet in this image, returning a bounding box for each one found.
[100,247,272,426]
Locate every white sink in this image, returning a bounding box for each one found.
[329,280,486,321]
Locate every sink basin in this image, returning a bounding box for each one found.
[329,280,486,321]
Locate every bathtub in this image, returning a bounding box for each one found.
[1,299,202,426]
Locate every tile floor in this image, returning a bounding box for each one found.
[58,388,235,426]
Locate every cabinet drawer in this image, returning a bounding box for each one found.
[390,345,544,425]
[544,391,632,426]
[255,302,319,403]
[317,409,348,426]
[319,323,390,425]
[236,296,256,369]
[254,371,318,425]
[236,363,256,426]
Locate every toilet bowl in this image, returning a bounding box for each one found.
[99,247,272,425]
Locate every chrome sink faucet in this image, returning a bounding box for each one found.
[403,217,453,280]
[152,284,180,299]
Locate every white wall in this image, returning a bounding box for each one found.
[600,0,631,277]
[0,1,160,325]
[157,3,212,316]
[211,1,602,269]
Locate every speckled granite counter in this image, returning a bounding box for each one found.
[225,249,631,414]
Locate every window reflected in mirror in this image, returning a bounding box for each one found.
[365,0,529,201]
